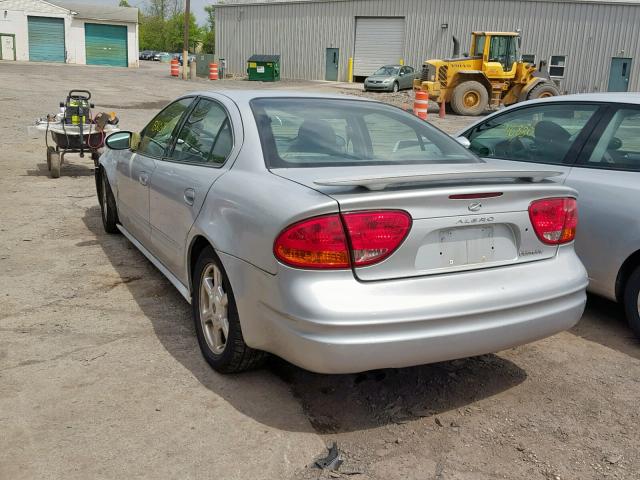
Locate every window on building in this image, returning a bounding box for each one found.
[549,55,567,78]
[522,54,536,65]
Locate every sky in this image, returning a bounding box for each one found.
[82,0,211,23]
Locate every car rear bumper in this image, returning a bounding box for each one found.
[221,248,587,374]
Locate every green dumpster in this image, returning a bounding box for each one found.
[247,54,280,82]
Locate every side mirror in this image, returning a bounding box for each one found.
[105,131,141,151]
[455,136,471,149]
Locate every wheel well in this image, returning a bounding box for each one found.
[616,250,640,302]
[189,235,213,290]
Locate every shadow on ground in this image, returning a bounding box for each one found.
[571,294,640,360]
[25,160,95,178]
[84,205,527,434]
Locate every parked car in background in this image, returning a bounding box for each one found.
[178,54,196,66]
[458,93,640,337]
[153,52,170,62]
[139,50,154,60]
[96,91,587,374]
[364,65,418,92]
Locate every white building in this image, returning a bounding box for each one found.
[0,0,139,67]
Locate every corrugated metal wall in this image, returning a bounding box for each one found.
[216,0,640,93]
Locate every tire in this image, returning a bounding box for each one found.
[624,266,640,338]
[450,81,489,116]
[527,82,560,100]
[99,169,119,234]
[49,151,61,178]
[392,82,399,93]
[46,146,55,171]
[192,247,267,373]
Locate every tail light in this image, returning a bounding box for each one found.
[528,198,578,245]
[274,211,411,269]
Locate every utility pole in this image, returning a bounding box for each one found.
[182,0,190,80]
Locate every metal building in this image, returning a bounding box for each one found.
[215,0,640,93]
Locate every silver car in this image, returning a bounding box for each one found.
[364,65,418,92]
[97,91,587,374]
[458,93,640,337]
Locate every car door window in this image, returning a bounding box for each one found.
[137,98,193,158]
[467,103,599,164]
[169,98,233,165]
[580,108,640,171]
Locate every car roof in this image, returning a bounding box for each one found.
[185,90,377,105]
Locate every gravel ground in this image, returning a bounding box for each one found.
[1,61,639,480]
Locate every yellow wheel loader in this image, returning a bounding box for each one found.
[413,32,560,115]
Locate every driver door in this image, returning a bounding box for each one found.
[115,97,194,245]
[464,102,604,183]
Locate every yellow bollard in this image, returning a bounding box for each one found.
[347,57,353,83]
[399,58,405,66]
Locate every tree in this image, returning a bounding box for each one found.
[118,0,131,7]
[201,4,220,54]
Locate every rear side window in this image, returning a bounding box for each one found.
[251,98,480,168]
[581,108,640,171]
[466,103,599,165]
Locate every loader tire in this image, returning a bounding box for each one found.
[451,81,489,116]
[527,82,560,100]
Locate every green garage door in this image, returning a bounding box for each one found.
[85,23,128,67]
[28,16,65,62]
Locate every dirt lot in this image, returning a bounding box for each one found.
[1,61,639,480]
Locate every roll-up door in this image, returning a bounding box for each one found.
[354,17,405,77]
[85,23,128,67]
[28,16,65,63]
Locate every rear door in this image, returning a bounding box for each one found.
[464,102,604,182]
[116,97,194,245]
[149,96,237,282]
[564,104,640,297]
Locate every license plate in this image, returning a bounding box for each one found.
[439,226,495,267]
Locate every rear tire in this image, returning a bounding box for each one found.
[99,169,119,234]
[527,82,560,100]
[624,266,640,338]
[49,151,61,178]
[451,81,489,116]
[192,247,267,373]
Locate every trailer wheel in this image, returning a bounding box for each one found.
[528,82,560,100]
[49,151,61,178]
[451,81,489,116]
[46,146,55,171]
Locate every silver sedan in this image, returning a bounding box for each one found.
[364,65,418,92]
[97,91,587,374]
[458,93,640,338]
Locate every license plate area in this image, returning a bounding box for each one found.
[415,225,518,270]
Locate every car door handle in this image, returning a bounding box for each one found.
[184,188,195,206]
[138,172,149,186]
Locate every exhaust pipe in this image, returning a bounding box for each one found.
[452,36,460,58]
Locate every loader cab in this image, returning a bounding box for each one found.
[472,32,520,76]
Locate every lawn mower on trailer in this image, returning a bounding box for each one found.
[34,90,120,178]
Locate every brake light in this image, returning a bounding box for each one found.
[528,198,578,245]
[342,211,412,266]
[274,211,412,269]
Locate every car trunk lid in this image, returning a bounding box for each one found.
[271,165,575,281]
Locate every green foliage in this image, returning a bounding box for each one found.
[118,0,131,7]
[138,3,215,54]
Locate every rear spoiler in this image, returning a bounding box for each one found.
[314,170,562,191]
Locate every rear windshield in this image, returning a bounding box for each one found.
[251,98,482,168]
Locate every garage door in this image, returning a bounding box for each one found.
[85,23,128,67]
[28,16,65,63]
[354,17,405,77]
